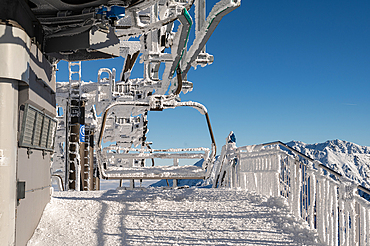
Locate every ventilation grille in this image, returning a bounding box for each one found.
[19,104,57,151]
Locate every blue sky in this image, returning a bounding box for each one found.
[57,0,370,152]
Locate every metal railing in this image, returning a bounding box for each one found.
[217,140,370,246]
[51,175,64,191]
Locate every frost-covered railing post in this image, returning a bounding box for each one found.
[306,162,316,230]
[355,189,370,246]
[215,139,370,245]
[313,160,341,245]
[212,132,238,188]
[339,181,357,245]
[236,145,280,197]
[289,155,301,219]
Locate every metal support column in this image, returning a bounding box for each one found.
[66,62,83,190]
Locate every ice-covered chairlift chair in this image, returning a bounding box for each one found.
[96,98,216,181]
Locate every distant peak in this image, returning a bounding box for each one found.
[286,139,370,154]
[285,139,370,188]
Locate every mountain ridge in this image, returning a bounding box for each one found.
[286,139,370,188]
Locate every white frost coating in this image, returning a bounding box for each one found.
[194,0,206,46]
[93,98,215,181]
[106,165,206,179]
[107,147,209,153]
[339,198,346,245]
[367,208,370,245]
[119,40,141,57]
[98,145,212,180]
[308,169,316,230]
[360,205,366,246]
[70,142,81,191]
[54,0,239,185]
[213,139,370,246]
[174,101,208,114]
[328,180,334,245]
[287,139,370,189]
[158,21,183,94]
[182,0,241,72]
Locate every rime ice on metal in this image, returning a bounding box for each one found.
[54,0,241,189]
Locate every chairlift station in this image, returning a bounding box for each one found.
[0,0,241,245]
[2,1,370,245]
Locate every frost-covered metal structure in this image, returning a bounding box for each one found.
[215,136,370,245]
[0,0,240,244]
[54,0,241,190]
[0,0,241,244]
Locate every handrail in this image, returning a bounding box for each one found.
[25,185,52,193]
[318,163,343,177]
[229,139,370,245]
[358,185,370,197]
[262,141,314,162]
[261,141,345,178]
[254,141,370,197]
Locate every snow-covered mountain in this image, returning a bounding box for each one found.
[286,139,370,188]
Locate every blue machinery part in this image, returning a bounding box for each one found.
[96,5,125,21]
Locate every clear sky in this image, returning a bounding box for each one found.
[57,0,370,153]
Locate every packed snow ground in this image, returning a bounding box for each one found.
[28,188,321,245]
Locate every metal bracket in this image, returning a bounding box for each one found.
[17,181,26,206]
[27,148,33,159]
[149,95,164,111]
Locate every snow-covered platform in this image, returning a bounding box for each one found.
[27,188,321,245]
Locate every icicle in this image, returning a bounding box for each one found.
[295,158,300,218]
[316,176,325,243]
[345,200,351,246]
[367,208,370,245]
[333,184,339,246]
[324,179,330,244]
[339,199,345,246]
[360,205,366,246]
[308,171,316,230]
[349,200,355,245]
[328,181,334,245]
